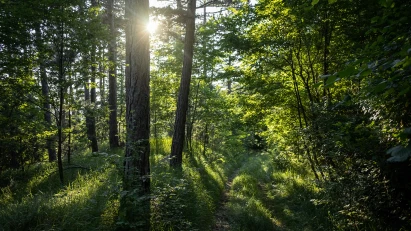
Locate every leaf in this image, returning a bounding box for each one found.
[359,69,372,77]
[371,16,379,23]
[387,145,411,163]
[320,74,331,79]
[387,145,404,155]
[328,0,337,4]
[338,65,356,78]
[326,75,338,85]
[403,127,411,135]
[312,0,320,6]
[373,81,387,93]
[313,82,323,88]
[398,87,410,96]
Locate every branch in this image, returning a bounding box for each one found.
[197,0,230,8]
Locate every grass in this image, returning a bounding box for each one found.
[150,138,245,230]
[0,138,244,231]
[0,146,122,231]
[224,152,332,231]
[0,138,334,231]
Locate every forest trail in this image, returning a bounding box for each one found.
[212,166,241,230]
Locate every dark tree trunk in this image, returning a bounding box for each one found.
[84,80,98,152]
[108,0,119,148]
[57,16,64,184]
[68,74,73,165]
[83,0,99,153]
[35,26,57,162]
[120,0,151,229]
[119,61,125,145]
[90,51,98,152]
[170,0,196,168]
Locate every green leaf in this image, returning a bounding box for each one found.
[373,81,387,93]
[325,75,338,86]
[328,0,337,4]
[398,87,410,96]
[387,145,411,162]
[360,69,372,77]
[403,127,411,135]
[371,16,379,23]
[312,0,320,6]
[313,82,323,88]
[338,65,356,78]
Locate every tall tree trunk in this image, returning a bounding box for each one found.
[84,0,99,152]
[35,26,57,162]
[187,80,200,154]
[120,0,151,229]
[57,16,64,184]
[119,61,125,145]
[170,0,197,168]
[108,0,119,148]
[68,72,73,165]
[90,51,99,152]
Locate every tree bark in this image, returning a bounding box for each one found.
[170,0,197,168]
[120,0,151,229]
[84,0,99,153]
[35,26,57,162]
[84,78,98,152]
[57,15,64,184]
[108,0,119,148]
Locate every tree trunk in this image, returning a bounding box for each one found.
[84,79,97,152]
[90,50,99,152]
[120,0,151,229]
[57,16,64,184]
[35,26,57,162]
[119,61,125,145]
[108,0,119,148]
[84,0,99,153]
[290,51,320,181]
[170,0,196,168]
[68,72,73,165]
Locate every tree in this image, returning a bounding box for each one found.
[120,0,151,229]
[84,0,99,153]
[170,0,197,168]
[35,24,57,162]
[107,0,119,148]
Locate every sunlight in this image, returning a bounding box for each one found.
[147,20,158,34]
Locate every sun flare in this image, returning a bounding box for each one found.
[147,20,158,34]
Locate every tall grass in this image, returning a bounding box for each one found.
[0,147,122,231]
[150,138,244,230]
[0,138,244,230]
[223,152,332,231]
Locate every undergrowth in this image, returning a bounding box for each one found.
[150,138,244,230]
[225,151,332,231]
[0,138,244,231]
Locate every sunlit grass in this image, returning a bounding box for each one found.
[0,147,121,231]
[219,151,332,231]
[150,137,244,230]
[0,137,251,231]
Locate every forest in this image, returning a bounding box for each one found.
[0,0,410,230]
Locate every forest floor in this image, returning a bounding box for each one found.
[212,167,240,230]
[0,144,332,231]
[211,154,277,230]
[210,153,332,231]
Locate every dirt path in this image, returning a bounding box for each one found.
[212,168,241,231]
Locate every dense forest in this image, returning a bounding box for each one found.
[0,0,410,230]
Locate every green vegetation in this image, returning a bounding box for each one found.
[0,138,244,230]
[1,0,411,230]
